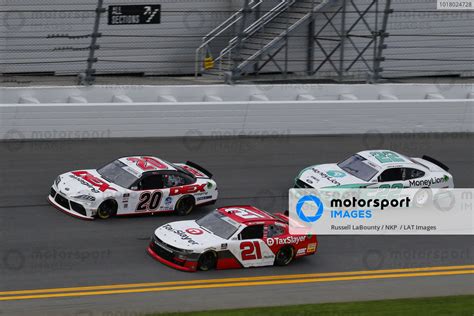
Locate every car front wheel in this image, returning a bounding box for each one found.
[96,200,117,219]
[198,252,217,271]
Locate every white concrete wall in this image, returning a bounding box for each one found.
[1,84,473,139]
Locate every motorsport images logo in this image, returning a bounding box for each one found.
[289,189,474,235]
[296,195,324,222]
[296,192,411,222]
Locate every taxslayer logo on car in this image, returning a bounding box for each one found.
[169,183,207,196]
[185,228,204,235]
[266,236,306,246]
[162,224,199,245]
[71,171,117,192]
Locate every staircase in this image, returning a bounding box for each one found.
[195,0,332,81]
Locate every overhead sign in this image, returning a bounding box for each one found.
[108,5,161,25]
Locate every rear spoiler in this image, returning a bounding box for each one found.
[422,155,449,171]
[186,161,213,178]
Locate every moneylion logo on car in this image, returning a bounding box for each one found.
[327,170,346,178]
[296,195,324,223]
[311,168,341,186]
[409,176,449,187]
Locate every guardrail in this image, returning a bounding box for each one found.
[1,84,473,140]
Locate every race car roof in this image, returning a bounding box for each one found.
[118,156,176,174]
[357,150,418,169]
[218,206,281,224]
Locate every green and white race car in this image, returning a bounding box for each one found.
[295,150,454,189]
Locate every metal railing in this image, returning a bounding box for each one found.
[234,0,330,73]
[194,0,263,77]
[215,0,296,79]
[226,0,296,50]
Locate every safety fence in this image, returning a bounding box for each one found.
[0,0,473,84]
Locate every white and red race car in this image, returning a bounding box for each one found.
[48,156,218,220]
[147,206,317,272]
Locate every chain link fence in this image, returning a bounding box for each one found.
[0,0,473,85]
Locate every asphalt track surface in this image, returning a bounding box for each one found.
[0,134,473,315]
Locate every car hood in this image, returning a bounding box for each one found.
[298,164,370,188]
[56,169,120,197]
[154,220,226,250]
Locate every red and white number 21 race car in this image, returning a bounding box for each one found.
[147,206,317,271]
[48,156,218,220]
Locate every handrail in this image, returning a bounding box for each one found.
[198,0,333,79]
[220,0,294,58]
[194,0,262,77]
[236,0,330,72]
[199,0,262,49]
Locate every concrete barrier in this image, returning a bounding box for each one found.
[1,84,473,140]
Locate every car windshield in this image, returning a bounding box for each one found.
[97,160,140,189]
[196,210,239,239]
[337,154,378,181]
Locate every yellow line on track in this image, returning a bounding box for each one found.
[0,265,472,301]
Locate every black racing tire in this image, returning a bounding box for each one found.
[275,246,295,266]
[198,251,217,271]
[96,200,118,219]
[175,195,195,216]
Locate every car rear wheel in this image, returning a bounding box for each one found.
[96,200,117,219]
[198,252,217,271]
[175,196,195,216]
[414,188,432,208]
[275,246,294,266]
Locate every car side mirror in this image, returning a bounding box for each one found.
[130,186,138,191]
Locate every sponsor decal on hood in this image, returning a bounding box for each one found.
[326,170,346,178]
[299,164,369,188]
[157,221,226,249]
[161,224,200,246]
[310,168,342,186]
[70,171,117,193]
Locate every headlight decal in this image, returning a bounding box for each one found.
[73,195,96,202]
